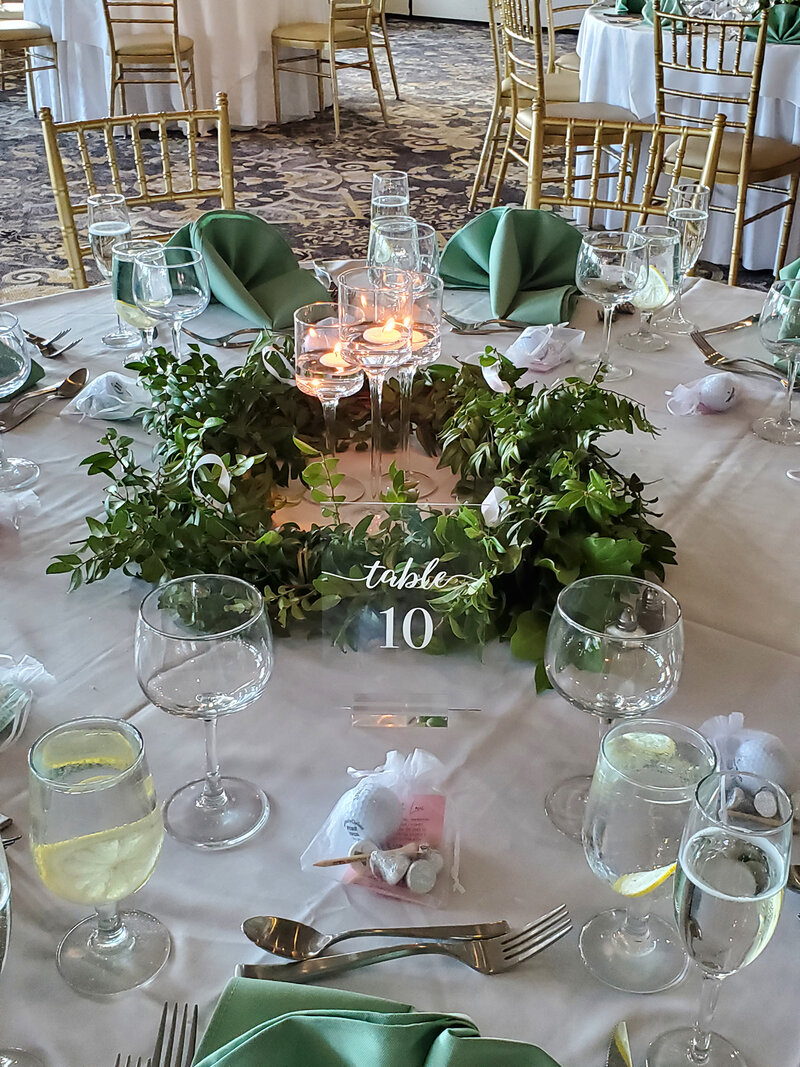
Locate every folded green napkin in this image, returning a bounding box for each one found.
[780,256,800,280]
[643,0,686,27]
[193,978,563,1067]
[616,0,645,14]
[439,208,582,325]
[745,4,800,43]
[0,347,44,403]
[167,210,329,331]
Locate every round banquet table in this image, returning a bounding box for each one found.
[1,276,800,1066]
[577,4,800,270]
[23,0,329,126]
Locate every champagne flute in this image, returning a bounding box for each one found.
[371,170,410,219]
[367,216,420,274]
[575,231,649,381]
[135,574,274,850]
[544,575,684,840]
[416,223,440,279]
[28,717,170,996]
[0,313,39,491]
[581,718,716,993]
[0,848,45,1066]
[132,246,210,359]
[646,772,792,1067]
[294,301,365,501]
[619,225,681,352]
[752,279,800,446]
[112,239,164,355]
[662,182,710,335]
[87,193,139,350]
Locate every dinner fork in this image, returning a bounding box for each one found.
[690,330,788,380]
[151,1002,199,1067]
[181,326,289,348]
[443,312,522,333]
[113,1057,149,1067]
[238,903,571,984]
[42,337,82,360]
[23,327,69,351]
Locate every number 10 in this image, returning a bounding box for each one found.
[380,606,434,649]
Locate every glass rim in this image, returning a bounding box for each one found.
[137,573,266,641]
[372,169,408,183]
[554,575,682,639]
[369,215,418,234]
[0,311,21,332]
[600,718,716,791]
[580,230,648,250]
[28,716,145,793]
[338,266,416,294]
[694,770,793,831]
[634,224,681,244]
[135,245,204,267]
[111,238,164,260]
[87,192,126,205]
[294,301,339,325]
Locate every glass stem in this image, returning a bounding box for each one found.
[171,322,183,360]
[781,356,799,426]
[640,311,653,338]
[142,327,155,355]
[366,369,385,499]
[321,399,338,458]
[200,716,227,809]
[91,902,129,952]
[672,274,686,321]
[0,437,8,473]
[599,305,614,368]
[397,364,415,468]
[618,895,654,955]
[689,974,725,1064]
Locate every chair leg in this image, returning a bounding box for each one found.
[469,98,504,210]
[272,43,282,126]
[175,48,190,110]
[491,118,517,208]
[330,51,341,137]
[24,48,38,115]
[316,50,324,113]
[365,34,388,125]
[50,39,61,119]
[188,51,197,109]
[776,173,800,275]
[728,180,747,287]
[119,69,128,116]
[380,16,399,100]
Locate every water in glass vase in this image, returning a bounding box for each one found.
[668,208,707,272]
[295,353,363,403]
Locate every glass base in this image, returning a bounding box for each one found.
[618,330,668,352]
[383,468,436,499]
[544,774,591,840]
[337,474,366,501]
[102,325,140,350]
[164,775,269,850]
[752,416,800,445]
[576,359,632,382]
[646,1028,746,1067]
[0,458,40,492]
[788,469,800,481]
[56,910,171,997]
[0,1052,46,1067]
[579,909,689,993]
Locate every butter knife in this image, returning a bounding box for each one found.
[702,312,760,336]
[606,1021,633,1067]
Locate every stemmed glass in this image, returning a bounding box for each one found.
[416,223,440,280]
[543,575,684,840]
[28,717,170,996]
[87,192,139,350]
[575,232,649,381]
[371,170,410,219]
[294,301,365,501]
[367,216,420,274]
[581,718,716,993]
[133,246,210,359]
[661,182,710,335]
[0,313,40,491]
[619,226,681,352]
[135,574,274,850]
[0,847,45,1065]
[112,239,163,355]
[646,772,792,1067]
[752,279,800,446]
[338,267,414,499]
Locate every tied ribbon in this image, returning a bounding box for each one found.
[191,453,231,514]
[262,345,296,385]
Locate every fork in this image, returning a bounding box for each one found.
[152,1002,199,1067]
[181,326,289,348]
[114,1058,149,1067]
[238,903,572,984]
[443,312,522,333]
[23,327,69,351]
[690,330,788,380]
[42,337,82,360]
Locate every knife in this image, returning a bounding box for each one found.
[606,1021,633,1067]
[702,312,760,336]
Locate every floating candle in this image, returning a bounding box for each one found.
[362,318,403,345]
[319,342,349,370]
[411,329,427,349]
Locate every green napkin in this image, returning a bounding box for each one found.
[439,208,582,325]
[616,0,645,14]
[745,4,800,43]
[167,210,329,331]
[780,257,800,280]
[193,978,563,1067]
[643,0,686,26]
[0,347,44,403]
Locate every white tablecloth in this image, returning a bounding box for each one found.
[1,280,800,1066]
[577,6,800,270]
[24,0,328,126]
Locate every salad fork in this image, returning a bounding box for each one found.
[181,326,289,348]
[114,1058,149,1067]
[42,337,82,360]
[23,327,69,351]
[152,1002,199,1067]
[443,312,522,333]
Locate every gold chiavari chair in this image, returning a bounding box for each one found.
[0,16,60,112]
[102,0,196,116]
[40,91,234,290]
[367,0,400,100]
[653,1,800,285]
[544,0,594,76]
[468,0,580,210]
[491,0,637,207]
[272,0,388,139]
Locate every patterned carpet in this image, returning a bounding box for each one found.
[0,17,770,302]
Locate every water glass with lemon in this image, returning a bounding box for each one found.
[580,719,716,993]
[28,717,170,996]
[112,239,164,354]
[619,226,680,353]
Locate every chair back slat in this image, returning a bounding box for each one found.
[544,0,593,72]
[500,0,547,103]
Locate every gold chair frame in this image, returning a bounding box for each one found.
[544,0,593,75]
[103,0,196,116]
[0,19,60,114]
[40,90,234,290]
[653,2,800,284]
[367,0,400,99]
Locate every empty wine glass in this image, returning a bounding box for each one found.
[0,312,40,491]
[112,239,163,355]
[619,226,681,352]
[135,574,274,850]
[581,719,716,993]
[87,192,139,350]
[575,231,649,381]
[646,772,792,1067]
[0,848,45,1066]
[752,279,800,446]
[367,216,420,274]
[28,717,170,996]
[133,246,210,358]
[416,223,440,279]
[371,170,410,219]
[662,182,710,335]
[544,575,684,840]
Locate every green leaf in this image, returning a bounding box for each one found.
[509,609,550,662]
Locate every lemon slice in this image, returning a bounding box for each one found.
[632,266,671,311]
[611,1021,633,1067]
[612,862,677,897]
[614,730,676,760]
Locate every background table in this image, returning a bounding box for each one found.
[577,5,800,270]
[24,0,329,126]
[1,280,799,1066]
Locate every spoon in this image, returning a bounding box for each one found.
[242,915,509,961]
[1,368,88,430]
[786,865,800,893]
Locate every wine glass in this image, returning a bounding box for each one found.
[575,232,649,381]
[132,246,210,359]
[338,267,414,499]
[112,239,164,355]
[581,718,716,993]
[87,192,139,350]
[371,170,410,219]
[28,717,170,996]
[416,223,440,279]
[646,771,792,1067]
[135,574,274,850]
[661,182,710,335]
[543,575,684,840]
[0,313,40,492]
[752,279,800,446]
[367,216,420,274]
[0,848,45,1066]
[294,301,365,501]
[619,226,681,352]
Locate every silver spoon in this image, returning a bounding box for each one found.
[0,368,88,432]
[242,915,509,961]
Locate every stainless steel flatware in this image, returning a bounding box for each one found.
[181,326,289,348]
[151,1002,198,1067]
[443,312,522,333]
[0,367,88,432]
[606,1021,633,1067]
[114,1057,149,1067]
[242,915,510,960]
[43,336,82,360]
[786,864,800,893]
[690,331,787,380]
[702,312,760,336]
[238,904,571,984]
[23,327,69,352]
